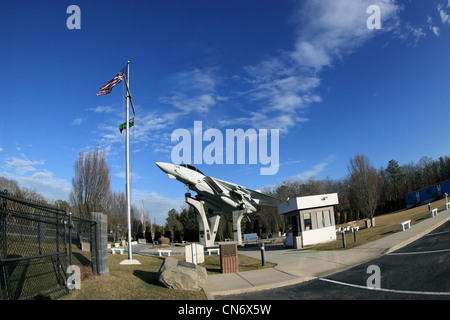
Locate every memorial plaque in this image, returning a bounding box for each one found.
[219,242,238,273]
[221,243,237,257]
[177,260,196,269]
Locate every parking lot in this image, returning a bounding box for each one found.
[219,220,450,300]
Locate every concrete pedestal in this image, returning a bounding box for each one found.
[186,196,220,247]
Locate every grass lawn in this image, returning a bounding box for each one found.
[309,198,448,251]
[63,251,275,300]
[63,198,447,299]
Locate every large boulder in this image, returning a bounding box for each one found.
[157,257,207,291]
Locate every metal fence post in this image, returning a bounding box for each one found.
[260,241,266,266]
[0,190,7,300]
[342,230,347,248]
[68,212,73,268]
[0,190,11,300]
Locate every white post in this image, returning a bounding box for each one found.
[126,60,132,260]
[141,200,145,239]
[192,243,197,265]
[445,193,449,211]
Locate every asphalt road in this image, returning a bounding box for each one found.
[218,220,450,300]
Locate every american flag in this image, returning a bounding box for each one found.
[96,66,127,96]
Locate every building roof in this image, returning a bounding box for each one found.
[278,193,339,215]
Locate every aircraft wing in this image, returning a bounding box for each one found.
[256,202,279,208]
[203,176,224,194]
[245,188,281,203]
[212,177,241,191]
[212,177,280,203]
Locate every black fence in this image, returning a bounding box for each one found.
[0,190,96,300]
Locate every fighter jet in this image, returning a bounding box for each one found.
[155,162,280,214]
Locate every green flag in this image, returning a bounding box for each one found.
[119,117,135,133]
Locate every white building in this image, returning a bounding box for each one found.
[278,193,339,248]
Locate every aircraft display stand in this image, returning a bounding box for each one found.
[185,195,220,248]
[232,209,248,247]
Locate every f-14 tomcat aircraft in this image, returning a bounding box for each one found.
[155,162,280,214]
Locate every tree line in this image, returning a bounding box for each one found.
[162,153,450,239]
[1,147,148,241]
[257,153,450,233]
[2,147,449,241]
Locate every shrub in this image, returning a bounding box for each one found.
[159,237,170,245]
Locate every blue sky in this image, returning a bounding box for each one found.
[1,0,450,224]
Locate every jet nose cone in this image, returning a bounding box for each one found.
[155,162,170,173]
[155,162,178,180]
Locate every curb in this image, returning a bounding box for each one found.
[205,210,450,299]
[205,276,317,300]
[384,213,450,255]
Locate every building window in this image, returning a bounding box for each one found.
[316,211,323,228]
[316,210,332,228]
[304,212,312,231]
[323,210,331,227]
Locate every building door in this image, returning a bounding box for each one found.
[291,215,299,236]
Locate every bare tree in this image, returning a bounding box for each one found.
[69,146,111,220]
[0,177,21,195]
[106,191,127,238]
[348,153,380,226]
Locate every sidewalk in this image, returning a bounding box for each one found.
[204,208,450,299]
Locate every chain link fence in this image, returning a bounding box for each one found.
[0,190,96,300]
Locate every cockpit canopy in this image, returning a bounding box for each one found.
[180,164,205,175]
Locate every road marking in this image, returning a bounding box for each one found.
[425,230,450,236]
[319,278,450,296]
[387,248,450,256]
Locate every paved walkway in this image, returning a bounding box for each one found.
[204,207,450,299]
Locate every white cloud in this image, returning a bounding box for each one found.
[294,154,336,180]
[71,117,83,126]
[5,156,45,175]
[427,15,441,37]
[438,5,450,24]
[432,26,441,36]
[295,162,329,181]
[291,41,331,71]
[239,55,322,133]
[115,170,141,182]
[0,147,3,152]
[231,1,401,134]
[96,122,123,146]
[14,171,71,201]
[291,0,400,71]
[159,68,221,114]
[1,152,71,201]
[89,105,115,113]
[407,24,427,45]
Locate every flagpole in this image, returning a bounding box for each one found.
[98,62,139,265]
[125,60,133,261]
